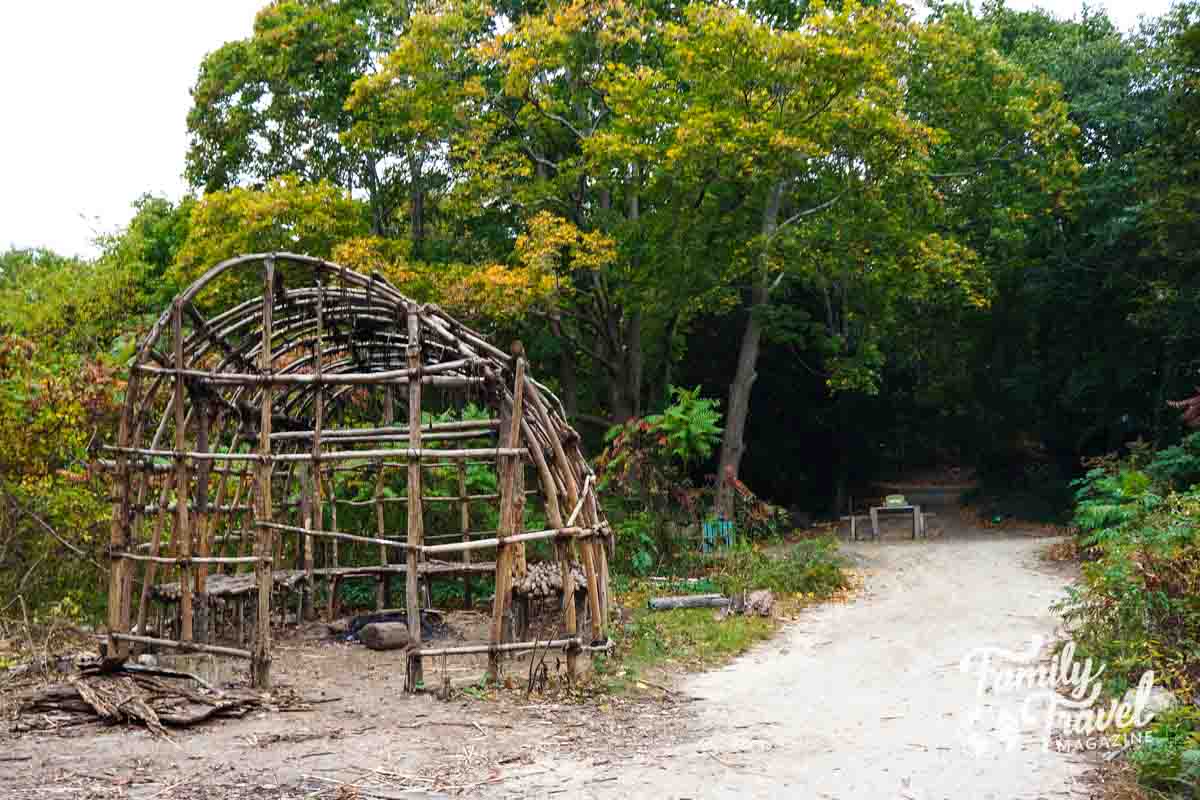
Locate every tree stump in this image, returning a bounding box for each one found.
[359,622,411,651]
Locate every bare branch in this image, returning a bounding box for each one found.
[3,488,103,569]
[774,188,848,236]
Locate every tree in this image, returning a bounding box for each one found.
[170,176,370,308]
[449,0,673,423]
[940,1,1197,468]
[186,1,410,238]
[344,1,498,259]
[634,1,949,514]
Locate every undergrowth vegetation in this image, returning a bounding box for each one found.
[1062,434,1200,797]
[595,540,848,692]
[592,385,850,689]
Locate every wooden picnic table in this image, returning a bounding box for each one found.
[869,504,924,540]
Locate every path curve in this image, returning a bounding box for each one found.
[498,531,1091,800]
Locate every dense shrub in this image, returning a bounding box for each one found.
[1061,440,1200,797]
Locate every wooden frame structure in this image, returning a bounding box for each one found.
[102,253,611,689]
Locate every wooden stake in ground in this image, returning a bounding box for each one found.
[404,306,424,692]
[378,384,394,611]
[489,344,526,684]
[458,456,472,609]
[310,283,325,619]
[252,256,275,689]
[173,303,194,644]
[105,372,140,664]
[521,414,577,680]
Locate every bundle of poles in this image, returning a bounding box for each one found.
[101,253,612,690]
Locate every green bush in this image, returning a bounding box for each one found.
[1148,432,1200,490]
[1060,442,1200,797]
[707,538,846,597]
[1060,467,1200,695]
[613,511,661,577]
[1131,706,1200,794]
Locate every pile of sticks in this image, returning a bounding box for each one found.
[17,670,270,734]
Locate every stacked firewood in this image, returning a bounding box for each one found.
[514,561,585,597]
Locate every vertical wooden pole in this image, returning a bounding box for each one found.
[405,307,424,691]
[311,285,324,620]
[236,470,255,563]
[236,596,245,646]
[579,534,603,643]
[525,382,602,645]
[134,473,175,643]
[252,256,275,689]
[105,374,140,663]
[172,303,194,643]
[521,417,576,680]
[273,465,290,568]
[327,474,339,620]
[375,463,388,610]
[378,385,394,610]
[194,396,212,643]
[299,462,314,621]
[458,457,472,610]
[583,483,609,638]
[513,462,527,579]
[488,344,526,683]
[203,426,237,572]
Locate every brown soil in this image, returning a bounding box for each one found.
[0,607,691,800]
[2,515,1094,800]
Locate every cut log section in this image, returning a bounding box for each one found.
[358,622,412,651]
[647,594,731,610]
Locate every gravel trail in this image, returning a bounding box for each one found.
[497,529,1091,800]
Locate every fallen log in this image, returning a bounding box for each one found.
[647,594,730,611]
[358,622,412,651]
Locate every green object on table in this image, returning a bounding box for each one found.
[885,494,907,507]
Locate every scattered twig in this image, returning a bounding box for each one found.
[635,678,698,700]
[145,776,191,800]
[118,664,219,694]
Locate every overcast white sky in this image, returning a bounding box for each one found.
[0,0,1178,259]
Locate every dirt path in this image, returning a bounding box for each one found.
[482,528,1091,800]
[2,523,1093,799]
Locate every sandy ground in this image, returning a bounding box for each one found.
[1,519,1093,800]
[479,525,1092,800]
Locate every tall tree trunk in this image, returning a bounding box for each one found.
[626,165,643,418]
[365,162,386,237]
[626,312,642,418]
[830,401,850,515]
[609,355,634,423]
[410,188,425,258]
[560,346,578,419]
[716,181,784,518]
[654,312,681,410]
